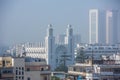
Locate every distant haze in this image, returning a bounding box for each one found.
[0,0,120,46]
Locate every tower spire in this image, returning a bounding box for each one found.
[47,24,53,36]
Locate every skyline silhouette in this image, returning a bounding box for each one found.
[0,0,120,46]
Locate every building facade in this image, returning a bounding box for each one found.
[89,9,119,44]
[75,43,119,61]
[9,24,75,71]
[68,53,120,80]
[106,10,119,44]
[89,9,106,44]
[0,56,51,80]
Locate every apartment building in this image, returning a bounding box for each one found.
[0,56,51,80]
[68,54,120,80]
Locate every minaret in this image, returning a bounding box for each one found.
[45,24,55,70]
[65,24,74,65]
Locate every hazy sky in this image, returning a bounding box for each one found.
[0,0,120,46]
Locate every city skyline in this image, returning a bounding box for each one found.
[89,9,120,44]
[0,0,120,46]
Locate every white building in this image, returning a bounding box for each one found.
[106,10,119,44]
[89,9,106,44]
[10,24,75,71]
[13,57,25,80]
[75,43,119,60]
[89,9,119,45]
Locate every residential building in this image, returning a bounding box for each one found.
[68,53,120,80]
[25,57,51,80]
[0,56,51,80]
[0,56,14,80]
[13,57,25,80]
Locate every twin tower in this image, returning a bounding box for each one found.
[45,24,74,70]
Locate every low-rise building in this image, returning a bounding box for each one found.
[68,53,120,80]
[25,57,51,80]
[0,56,51,80]
[0,56,14,80]
[0,56,13,68]
[0,67,14,80]
[75,44,119,61]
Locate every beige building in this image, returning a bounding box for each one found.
[0,56,13,68]
[0,56,51,80]
[0,56,14,80]
[25,61,51,80]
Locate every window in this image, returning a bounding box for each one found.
[22,67,24,70]
[2,61,5,67]
[73,67,76,71]
[39,59,41,62]
[16,67,18,69]
[35,60,37,62]
[41,68,44,71]
[22,76,24,79]
[22,71,24,75]
[6,61,10,63]
[16,70,18,75]
[44,76,47,80]
[27,77,30,80]
[27,68,30,71]
[19,71,21,75]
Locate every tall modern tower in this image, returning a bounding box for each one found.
[89,9,98,44]
[106,10,118,44]
[89,9,106,44]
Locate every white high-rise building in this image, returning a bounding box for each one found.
[106,10,119,44]
[89,9,98,44]
[89,9,106,44]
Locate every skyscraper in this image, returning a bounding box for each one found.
[89,9,98,44]
[106,10,118,44]
[89,9,106,44]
